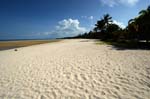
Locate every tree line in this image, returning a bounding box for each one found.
[73,6,150,44]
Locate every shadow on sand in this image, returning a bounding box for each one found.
[111,42,150,50]
[99,40,150,50]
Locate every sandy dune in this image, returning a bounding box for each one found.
[0,39,150,99]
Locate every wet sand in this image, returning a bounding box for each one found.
[0,40,60,51]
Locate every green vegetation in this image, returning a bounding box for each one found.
[73,5,150,49]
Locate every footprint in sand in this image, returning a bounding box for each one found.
[80,74,87,81]
[39,95,48,99]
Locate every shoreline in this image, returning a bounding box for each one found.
[0,39,61,51]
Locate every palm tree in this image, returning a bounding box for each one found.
[138,6,150,42]
[93,27,98,33]
[95,19,105,31]
[95,14,113,32]
[103,14,112,28]
[127,6,150,42]
[94,14,114,40]
[139,6,150,17]
[128,18,139,32]
[127,18,139,40]
[128,19,135,24]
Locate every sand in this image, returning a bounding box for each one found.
[0,40,60,51]
[0,39,150,99]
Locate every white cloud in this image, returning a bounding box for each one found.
[100,0,117,7]
[81,16,94,20]
[41,19,87,38]
[119,0,139,6]
[81,16,88,18]
[112,20,126,29]
[100,0,139,7]
[89,16,94,20]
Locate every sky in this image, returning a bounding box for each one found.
[0,0,149,40]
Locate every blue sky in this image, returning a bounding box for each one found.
[0,0,149,39]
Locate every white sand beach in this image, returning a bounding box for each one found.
[0,39,150,99]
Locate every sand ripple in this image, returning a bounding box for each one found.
[0,39,150,99]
